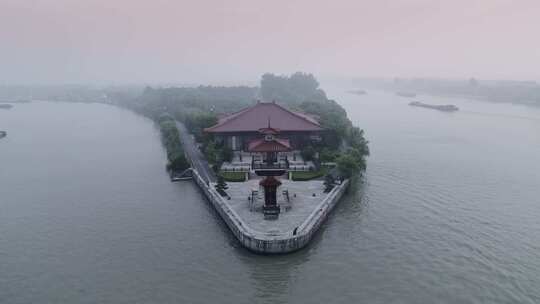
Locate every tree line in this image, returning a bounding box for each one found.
[156,114,189,173]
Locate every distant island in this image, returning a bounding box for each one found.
[0,131,6,138]
[409,101,459,112]
[0,104,13,109]
[0,99,31,103]
[396,92,417,98]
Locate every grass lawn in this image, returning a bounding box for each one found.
[290,168,327,181]
[220,171,246,182]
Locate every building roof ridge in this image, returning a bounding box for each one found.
[205,101,261,131]
[270,102,321,127]
[205,101,323,133]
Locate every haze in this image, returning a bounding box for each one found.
[1,0,539,84]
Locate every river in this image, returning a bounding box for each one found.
[1,91,539,304]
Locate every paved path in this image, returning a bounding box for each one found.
[176,121,216,183]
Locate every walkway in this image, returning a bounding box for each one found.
[176,121,216,183]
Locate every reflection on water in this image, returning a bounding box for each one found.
[1,93,540,303]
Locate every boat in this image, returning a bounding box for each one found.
[396,92,417,97]
[348,89,367,95]
[409,101,459,112]
[0,104,13,109]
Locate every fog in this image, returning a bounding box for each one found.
[1,0,540,84]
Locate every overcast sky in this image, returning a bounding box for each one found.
[1,0,539,84]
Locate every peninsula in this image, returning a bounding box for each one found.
[119,72,369,253]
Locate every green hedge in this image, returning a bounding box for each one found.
[220,171,246,182]
[290,169,327,181]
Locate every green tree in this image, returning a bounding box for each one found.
[204,140,218,164]
[168,152,189,171]
[260,72,325,104]
[323,174,335,192]
[336,154,360,179]
[157,116,190,172]
[347,126,370,156]
[215,175,228,194]
[221,146,233,162]
[184,112,218,142]
[301,145,316,162]
[319,148,337,162]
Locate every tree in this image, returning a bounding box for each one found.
[301,145,316,162]
[184,112,218,142]
[319,148,337,163]
[215,175,228,195]
[168,151,190,171]
[260,72,324,104]
[157,115,190,172]
[336,154,360,179]
[347,126,369,156]
[204,140,218,164]
[221,146,233,162]
[323,174,335,193]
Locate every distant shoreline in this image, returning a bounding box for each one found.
[0,99,31,104]
[417,91,540,108]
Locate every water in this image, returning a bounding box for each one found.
[1,93,539,304]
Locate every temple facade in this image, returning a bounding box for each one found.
[204,101,324,151]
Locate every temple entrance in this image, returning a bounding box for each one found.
[265,152,277,164]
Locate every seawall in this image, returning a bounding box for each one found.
[191,169,349,254]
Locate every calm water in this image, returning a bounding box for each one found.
[1,92,540,304]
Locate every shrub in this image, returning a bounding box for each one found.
[291,169,326,181]
[220,171,246,182]
[323,174,335,193]
[221,146,233,162]
[319,148,338,162]
[215,175,229,196]
[301,145,316,161]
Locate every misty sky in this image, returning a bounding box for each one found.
[1,0,539,84]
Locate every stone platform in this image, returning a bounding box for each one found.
[192,170,349,254]
[225,179,327,235]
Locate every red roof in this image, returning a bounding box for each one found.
[247,138,291,152]
[258,126,280,135]
[205,102,322,133]
[259,176,282,187]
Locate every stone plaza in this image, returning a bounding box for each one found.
[219,179,329,236]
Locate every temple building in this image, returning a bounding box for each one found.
[204,101,324,151]
[206,101,326,220]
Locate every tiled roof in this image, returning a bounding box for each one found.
[259,176,282,187]
[247,138,292,152]
[204,102,323,133]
